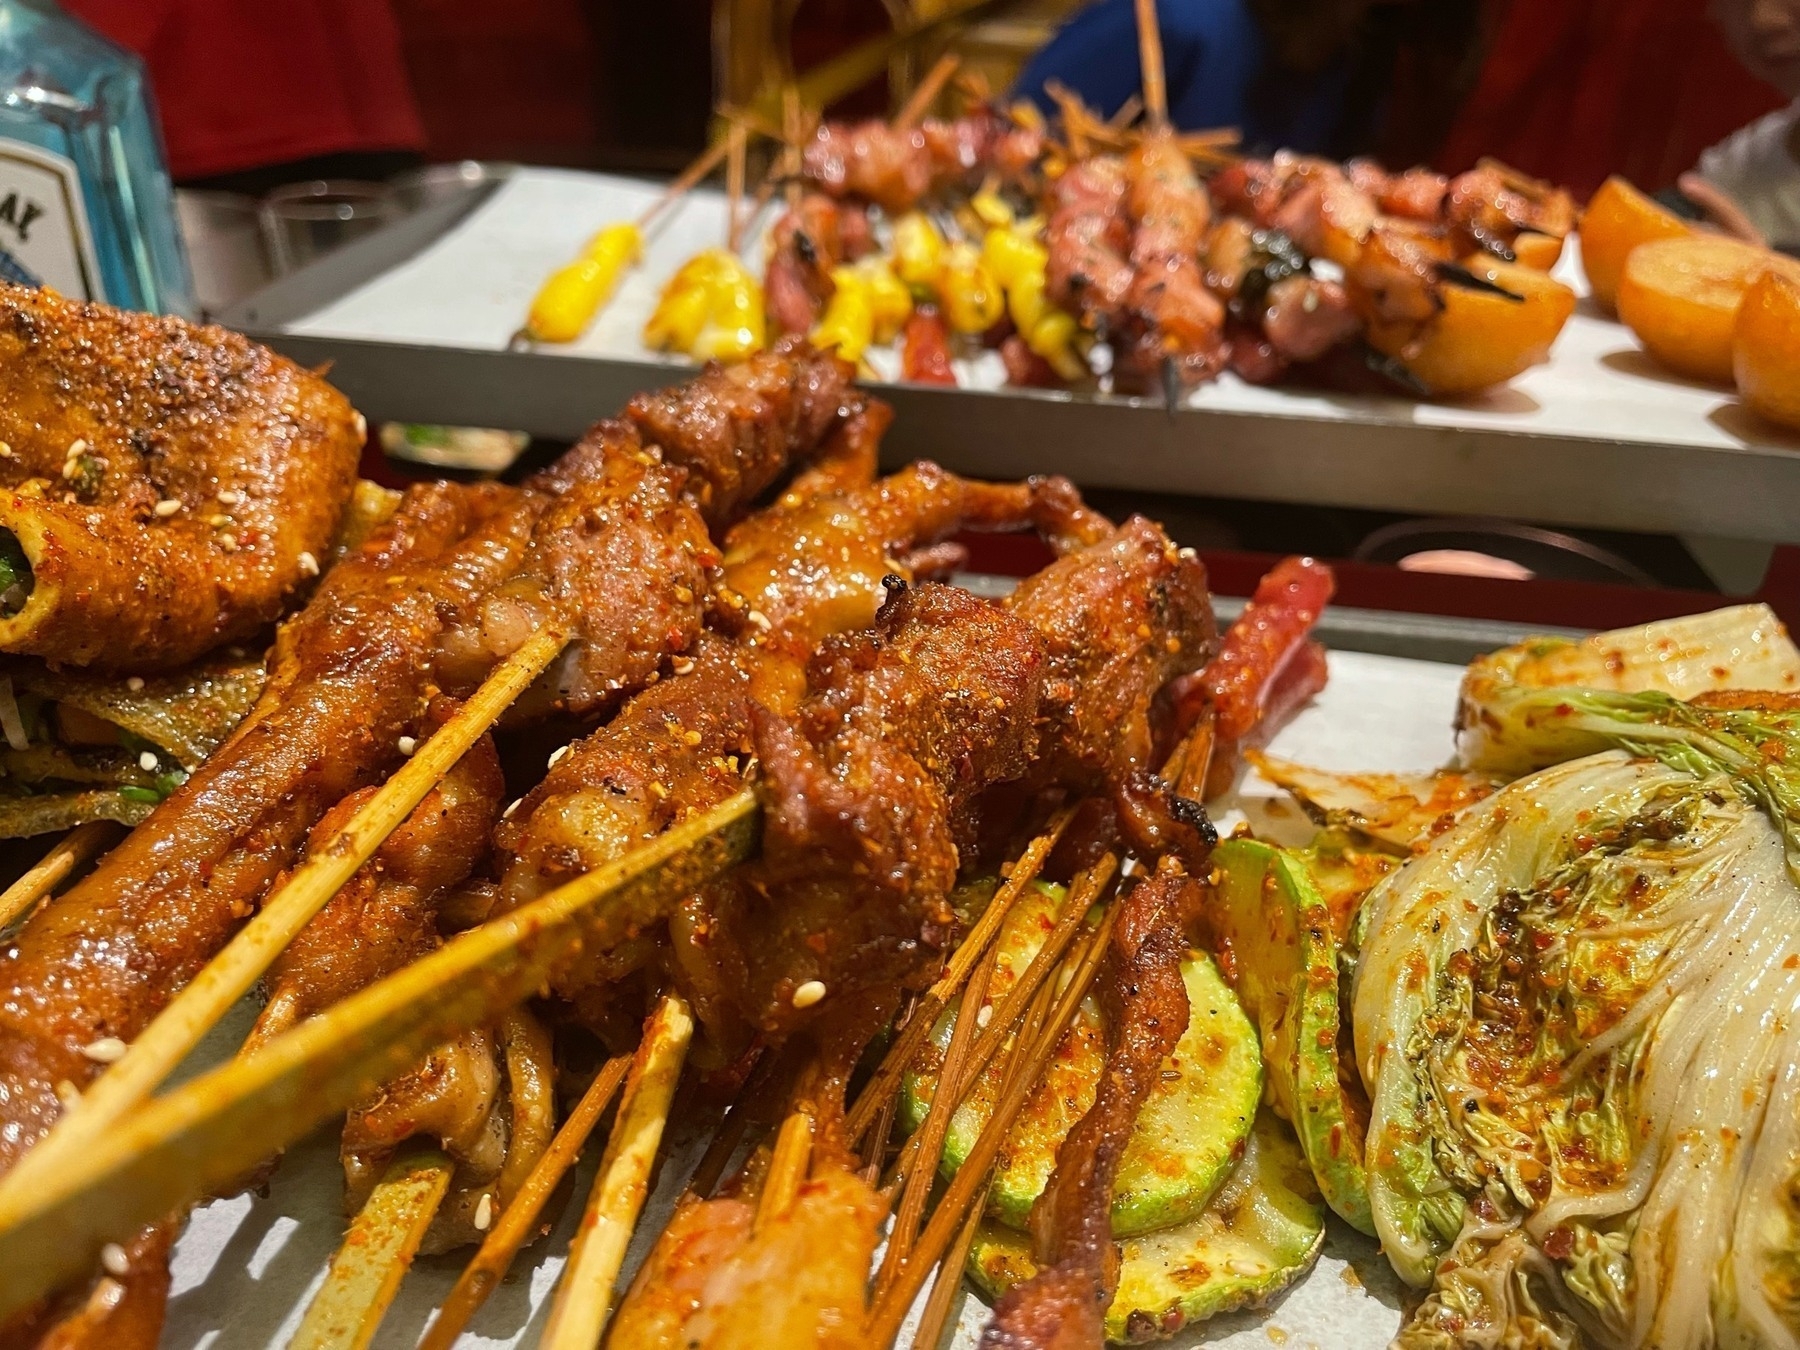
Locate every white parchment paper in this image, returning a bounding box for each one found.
[281,166,1795,455]
[162,647,1465,1349]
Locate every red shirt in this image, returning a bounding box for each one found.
[1436,0,1788,200]
[64,0,426,181]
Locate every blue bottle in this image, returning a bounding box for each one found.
[0,0,193,316]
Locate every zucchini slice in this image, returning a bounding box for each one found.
[967,1113,1326,1343]
[1211,837,1374,1235]
[902,882,1261,1235]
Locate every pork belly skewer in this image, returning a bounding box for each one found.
[1112,0,1227,398]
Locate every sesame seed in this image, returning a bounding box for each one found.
[791,980,827,1009]
[138,751,158,772]
[353,412,368,439]
[1120,856,1140,878]
[82,1036,128,1063]
[153,498,182,517]
[682,730,702,747]
[208,513,232,528]
[93,1279,125,1311]
[100,1242,130,1277]
[1226,1259,1263,1277]
[126,676,145,692]
[218,533,239,552]
[649,781,668,799]
[217,489,242,505]
[473,1192,494,1231]
[397,736,417,756]
[746,610,771,632]
[548,744,570,768]
[0,442,11,457]
[976,1005,993,1028]
[297,551,320,577]
[54,1079,80,1110]
[671,657,695,676]
[1177,547,1197,561]
[502,798,521,819]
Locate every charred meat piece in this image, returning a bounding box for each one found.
[1004,516,1218,863]
[719,581,1045,1036]
[0,480,529,1176]
[1119,131,1226,390]
[1046,156,1135,327]
[982,862,1199,1349]
[622,340,855,529]
[247,720,505,1048]
[0,283,363,670]
[801,110,1040,214]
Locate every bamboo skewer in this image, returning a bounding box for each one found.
[541,993,694,1350]
[724,121,749,254]
[870,939,998,1306]
[865,906,1119,1346]
[0,787,757,1320]
[0,627,572,1209]
[912,970,1058,1350]
[418,1054,633,1350]
[1134,0,1168,127]
[878,852,1115,1198]
[0,820,115,930]
[758,1109,815,1228]
[896,52,961,129]
[845,807,1072,1143]
[287,1144,454,1350]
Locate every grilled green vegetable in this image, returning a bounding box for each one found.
[1354,687,1800,1348]
[902,882,1260,1234]
[1212,837,1373,1234]
[967,1113,1326,1343]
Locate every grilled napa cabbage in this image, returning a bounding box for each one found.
[1354,686,1800,1349]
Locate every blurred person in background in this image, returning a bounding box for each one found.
[1686,0,1800,250]
[61,0,426,192]
[1434,0,1789,200]
[1013,0,1487,161]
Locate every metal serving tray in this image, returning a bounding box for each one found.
[219,172,1800,546]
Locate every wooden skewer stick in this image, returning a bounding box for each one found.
[757,1109,814,1228]
[287,1144,454,1350]
[865,907,1119,1346]
[870,939,998,1306]
[1134,0,1169,127]
[878,852,1116,1196]
[896,52,961,129]
[724,120,749,254]
[639,131,738,232]
[0,627,572,1207]
[540,993,694,1350]
[1107,94,1144,132]
[418,1054,633,1350]
[0,787,757,1321]
[911,971,1056,1350]
[0,820,115,930]
[844,807,1072,1142]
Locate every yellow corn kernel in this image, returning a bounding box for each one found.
[892,212,946,291]
[811,267,875,361]
[527,222,642,343]
[939,241,1004,335]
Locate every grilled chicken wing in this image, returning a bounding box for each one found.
[0,283,363,670]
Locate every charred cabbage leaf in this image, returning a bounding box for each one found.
[1355,690,1800,1348]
